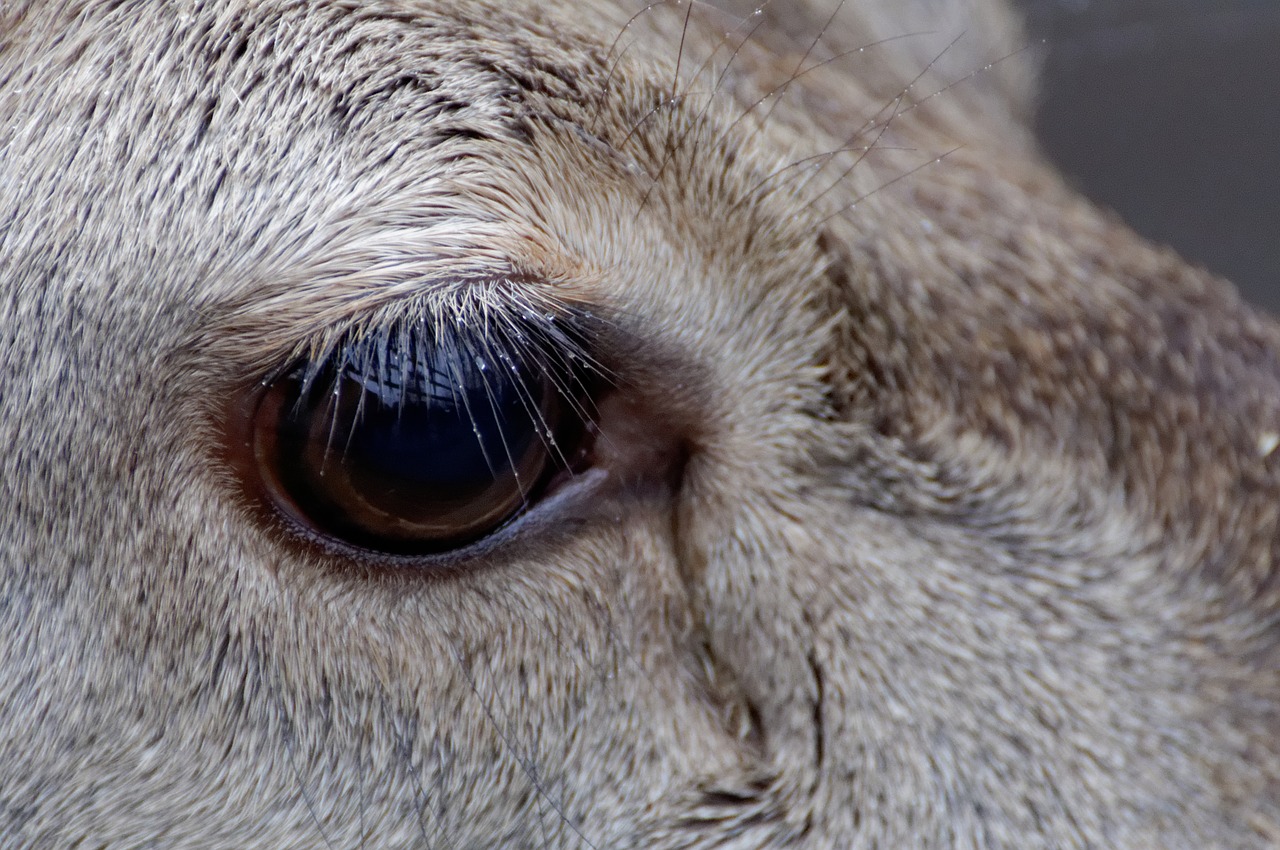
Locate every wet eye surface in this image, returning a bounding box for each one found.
[247,317,592,557]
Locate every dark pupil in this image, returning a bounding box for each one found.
[342,359,535,494]
[270,331,553,553]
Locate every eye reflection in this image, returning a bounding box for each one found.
[250,321,579,555]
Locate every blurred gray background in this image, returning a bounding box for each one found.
[1017,0,1280,312]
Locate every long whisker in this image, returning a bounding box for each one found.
[444,639,601,849]
[815,145,964,226]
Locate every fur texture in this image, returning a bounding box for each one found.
[1,0,1277,847]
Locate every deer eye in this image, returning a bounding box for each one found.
[247,321,586,557]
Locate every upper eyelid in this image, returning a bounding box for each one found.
[196,262,600,383]
[224,284,581,384]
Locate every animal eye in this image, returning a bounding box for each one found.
[247,320,587,556]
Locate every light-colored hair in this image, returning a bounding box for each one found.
[1,1,1277,847]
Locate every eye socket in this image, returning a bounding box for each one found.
[247,319,589,556]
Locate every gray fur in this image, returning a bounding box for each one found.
[1,1,1277,847]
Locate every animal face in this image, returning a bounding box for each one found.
[1,1,1277,847]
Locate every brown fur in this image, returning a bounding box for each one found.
[1,0,1277,847]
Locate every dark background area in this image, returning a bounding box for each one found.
[1017,0,1280,312]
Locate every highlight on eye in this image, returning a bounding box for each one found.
[244,309,599,557]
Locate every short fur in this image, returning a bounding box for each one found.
[1,1,1277,847]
